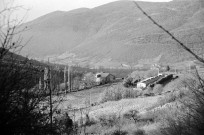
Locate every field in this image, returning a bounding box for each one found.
[51,70,204,134]
[53,81,164,134]
[56,84,112,109]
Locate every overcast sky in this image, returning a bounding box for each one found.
[2,0,172,22]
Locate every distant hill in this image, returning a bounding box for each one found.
[20,0,204,68]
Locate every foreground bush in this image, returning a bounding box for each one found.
[150,74,204,135]
[98,114,119,127]
[110,129,128,135]
[131,129,146,135]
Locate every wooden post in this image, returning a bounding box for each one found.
[49,68,53,133]
[64,66,68,94]
[44,67,49,91]
[68,65,71,92]
[39,77,42,90]
[44,66,52,132]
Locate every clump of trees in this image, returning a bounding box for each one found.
[80,72,96,89]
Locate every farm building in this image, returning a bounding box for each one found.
[137,73,165,89]
[95,72,115,85]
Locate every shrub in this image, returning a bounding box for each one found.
[111,130,128,135]
[105,129,128,135]
[157,88,190,107]
[151,73,204,135]
[131,129,146,135]
[123,76,133,87]
[100,85,139,103]
[84,115,97,127]
[122,89,140,99]
[123,110,140,124]
[98,114,119,127]
[100,87,123,103]
[139,111,155,123]
[101,127,128,135]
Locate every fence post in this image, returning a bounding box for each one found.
[68,66,72,92]
[64,66,68,94]
[39,77,42,90]
[44,66,53,132]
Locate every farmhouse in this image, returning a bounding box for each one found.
[95,72,115,85]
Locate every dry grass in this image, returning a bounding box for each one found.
[90,95,161,120]
[152,84,163,95]
[54,71,204,135]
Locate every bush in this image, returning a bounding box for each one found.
[157,88,190,106]
[100,85,139,103]
[139,111,155,123]
[123,110,140,124]
[101,127,128,135]
[122,88,140,99]
[131,129,146,135]
[150,73,204,135]
[100,87,123,103]
[98,114,119,127]
[109,129,128,135]
[54,113,74,134]
[123,76,134,87]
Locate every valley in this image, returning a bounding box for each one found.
[1,0,204,134]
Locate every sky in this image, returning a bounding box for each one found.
[1,0,172,22]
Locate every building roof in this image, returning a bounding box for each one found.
[96,72,115,78]
[140,74,164,85]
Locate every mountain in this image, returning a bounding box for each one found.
[20,0,204,68]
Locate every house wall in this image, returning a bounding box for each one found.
[95,73,115,85]
[137,82,146,89]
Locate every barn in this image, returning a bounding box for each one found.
[137,74,164,89]
[95,72,115,85]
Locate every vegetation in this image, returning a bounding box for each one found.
[0,2,70,134]
[152,84,163,95]
[100,85,141,103]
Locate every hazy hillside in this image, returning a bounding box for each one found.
[20,0,204,67]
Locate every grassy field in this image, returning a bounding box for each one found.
[52,72,202,134]
[54,82,162,126]
[89,95,161,119]
[56,83,116,108]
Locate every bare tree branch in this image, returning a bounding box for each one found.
[132,0,204,64]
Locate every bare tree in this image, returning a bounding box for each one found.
[0,0,31,59]
[0,1,59,134]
